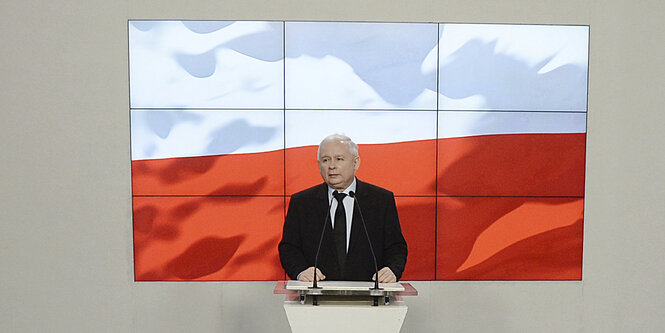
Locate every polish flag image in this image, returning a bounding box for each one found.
[129,21,588,281]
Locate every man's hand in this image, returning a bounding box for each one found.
[372,267,397,283]
[297,267,326,282]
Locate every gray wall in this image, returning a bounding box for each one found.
[1,0,663,332]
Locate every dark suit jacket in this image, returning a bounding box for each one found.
[278,179,407,281]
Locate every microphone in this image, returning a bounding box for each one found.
[310,194,335,290]
[348,191,381,292]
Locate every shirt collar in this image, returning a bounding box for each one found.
[327,178,357,198]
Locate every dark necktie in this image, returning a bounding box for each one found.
[333,191,347,270]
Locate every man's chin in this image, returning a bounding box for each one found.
[324,180,341,189]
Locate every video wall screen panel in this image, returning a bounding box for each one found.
[284,22,438,110]
[436,196,584,280]
[129,21,284,109]
[438,24,588,112]
[437,111,586,197]
[131,109,285,196]
[129,20,588,281]
[285,110,437,196]
[133,196,285,281]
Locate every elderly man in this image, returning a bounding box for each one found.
[279,134,407,282]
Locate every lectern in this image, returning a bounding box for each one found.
[274,281,418,333]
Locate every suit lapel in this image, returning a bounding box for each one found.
[314,183,342,275]
[314,183,334,242]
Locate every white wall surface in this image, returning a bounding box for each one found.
[1,0,664,332]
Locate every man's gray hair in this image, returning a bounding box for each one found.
[317,134,359,158]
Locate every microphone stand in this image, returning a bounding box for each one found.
[309,195,335,305]
[349,191,383,306]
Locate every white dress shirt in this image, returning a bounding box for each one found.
[327,178,357,252]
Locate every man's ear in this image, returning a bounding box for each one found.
[353,156,360,171]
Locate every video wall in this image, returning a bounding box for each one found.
[129,21,588,281]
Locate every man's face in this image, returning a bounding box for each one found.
[318,141,360,191]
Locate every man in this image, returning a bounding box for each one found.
[279,134,407,283]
